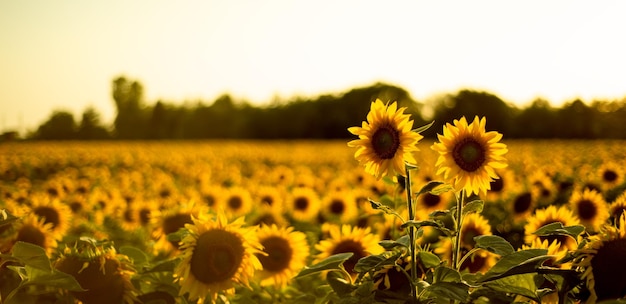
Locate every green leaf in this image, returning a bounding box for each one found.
[413,120,435,134]
[424,281,469,302]
[144,258,179,274]
[25,266,85,291]
[474,235,515,256]
[478,249,550,283]
[462,200,484,215]
[416,181,444,196]
[418,251,441,269]
[379,238,408,250]
[429,209,451,218]
[327,271,356,297]
[433,266,461,283]
[353,254,388,273]
[296,252,354,279]
[484,273,541,302]
[11,242,52,271]
[400,219,442,230]
[120,246,149,267]
[533,222,585,241]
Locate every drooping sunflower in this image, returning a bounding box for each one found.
[314,224,383,278]
[174,212,263,302]
[348,99,423,179]
[431,116,508,197]
[524,205,581,251]
[568,189,609,232]
[576,213,626,303]
[54,240,138,304]
[254,224,310,287]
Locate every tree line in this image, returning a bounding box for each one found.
[26,75,626,140]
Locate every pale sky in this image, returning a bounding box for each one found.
[2,1,626,134]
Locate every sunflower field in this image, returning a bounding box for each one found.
[2,103,626,303]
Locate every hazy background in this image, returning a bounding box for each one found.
[2,0,626,135]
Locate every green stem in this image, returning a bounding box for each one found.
[405,164,418,301]
[453,189,465,270]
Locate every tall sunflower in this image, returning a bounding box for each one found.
[576,214,626,303]
[254,224,310,287]
[175,212,263,302]
[348,99,423,179]
[314,224,383,278]
[431,116,507,196]
[568,189,609,232]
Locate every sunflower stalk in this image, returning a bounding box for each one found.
[453,189,465,270]
[404,163,419,301]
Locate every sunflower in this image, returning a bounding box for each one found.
[253,185,285,213]
[348,99,423,179]
[568,189,609,232]
[285,187,321,223]
[1,212,58,255]
[608,192,626,226]
[150,200,203,253]
[372,255,422,297]
[509,189,538,224]
[174,212,263,302]
[435,238,497,274]
[524,205,580,251]
[254,224,310,287]
[576,213,626,303]
[596,161,624,192]
[27,195,72,241]
[521,238,570,269]
[54,240,137,304]
[223,186,253,218]
[414,190,453,220]
[314,224,383,278]
[319,190,358,225]
[459,213,493,250]
[431,116,508,196]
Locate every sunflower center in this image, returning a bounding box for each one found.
[461,227,481,249]
[258,236,293,272]
[163,213,192,248]
[33,206,60,229]
[203,195,215,207]
[452,137,486,172]
[330,199,345,215]
[513,192,532,214]
[190,229,245,284]
[139,208,151,225]
[17,225,46,248]
[331,240,366,274]
[461,251,488,273]
[123,208,135,223]
[228,196,243,210]
[422,193,442,208]
[261,195,274,206]
[294,197,309,211]
[371,124,400,160]
[489,178,504,192]
[603,170,618,182]
[577,199,597,220]
[252,214,278,226]
[590,238,626,300]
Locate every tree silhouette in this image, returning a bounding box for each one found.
[77,107,110,140]
[34,110,77,140]
[112,76,147,139]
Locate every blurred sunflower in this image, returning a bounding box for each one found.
[414,191,453,220]
[459,213,493,250]
[1,212,57,255]
[486,167,520,202]
[285,187,321,223]
[174,212,263,302]
[522,238,570,270]
[320,190,358,225]
[596,161,624,192]
[524,205,580,251]
[223,186,253,218]
[314,224,383,278]
[253,185,284,212]
[576,214,626,303]
[435,238,497,273]
[198,185,226,211]
[509,189,538,224]
[28,195,72,241]
[372,255,422,298]
[348,99,423,179]
[151,201,202,253]
[255,224,310,287]
[528,171,558,206]
[608,192,626,225]
[55,240,137,304]
[431,116,508,196]
[568,189,609,232]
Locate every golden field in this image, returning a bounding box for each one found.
[1,140,626,303]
